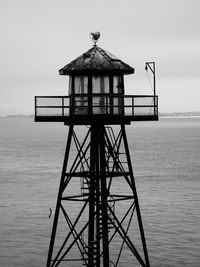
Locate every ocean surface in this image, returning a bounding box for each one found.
[0,117,199,267]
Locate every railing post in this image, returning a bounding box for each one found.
[62,97,64,117]
[35,96,37,118]
[153,63,156,114]
[156,96,158,116]
[106,95,108,114]
[121,95,124,115]
[70,95,74,116]
[153,96,156,116]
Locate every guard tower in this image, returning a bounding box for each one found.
[35,32,158,267]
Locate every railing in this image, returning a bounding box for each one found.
[35,94,158,122]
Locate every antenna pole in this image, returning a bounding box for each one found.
[145,62,156,116]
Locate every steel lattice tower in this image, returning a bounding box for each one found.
[35,32,158,267]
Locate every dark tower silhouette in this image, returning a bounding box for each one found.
[35,32,158,267]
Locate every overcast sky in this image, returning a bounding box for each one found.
[0,0,200,114]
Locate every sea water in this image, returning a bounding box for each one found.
[0,117,199,266]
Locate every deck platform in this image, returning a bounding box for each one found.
[35,95,158,124]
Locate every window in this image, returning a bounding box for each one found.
[68,76,72,95]
[92,76,109,94]
[74,76,88,94]
[113,76,123,94]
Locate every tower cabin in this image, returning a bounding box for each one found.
[35,36,158,124]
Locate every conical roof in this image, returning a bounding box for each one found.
[59,45,134,75]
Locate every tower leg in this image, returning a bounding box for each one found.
[99,126,110,267]
[88,126,97,266]
[121,125,150,267]
[46,125,74,267]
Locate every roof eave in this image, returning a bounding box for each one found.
[59,68,135,76]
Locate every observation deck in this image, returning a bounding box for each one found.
[35,34,158,125]
[35,94,158,125]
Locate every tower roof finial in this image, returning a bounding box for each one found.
[89,31,100,46]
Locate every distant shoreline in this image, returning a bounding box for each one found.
[0,114,34,118]
[1,112,200,118]
[159,111,200,117]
